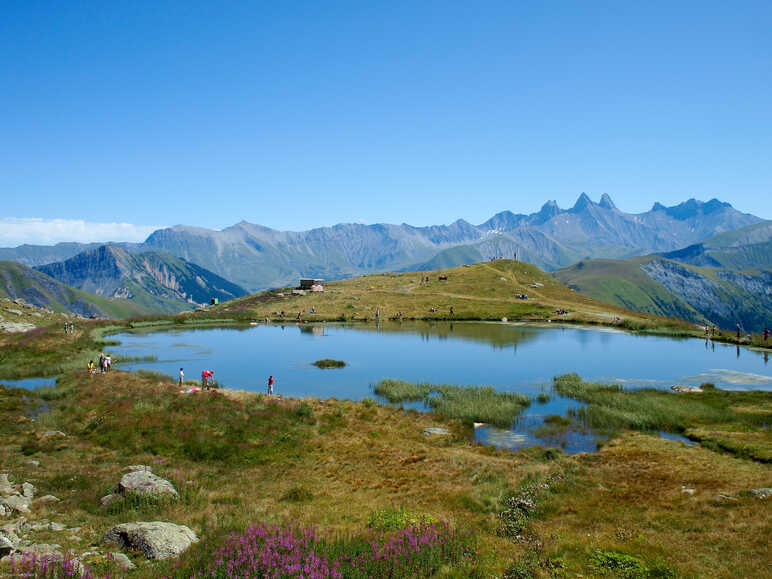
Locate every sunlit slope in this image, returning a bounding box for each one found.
[555,256,772,331]
[212,259,670,326]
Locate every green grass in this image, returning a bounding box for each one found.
[313,358,346,368]
[374,379,530,427]
[553,373,772,461]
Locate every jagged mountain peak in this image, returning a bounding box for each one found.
[570,192,595,212]
[599,193,617,210]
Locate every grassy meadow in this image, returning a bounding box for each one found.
[1,370,771,577]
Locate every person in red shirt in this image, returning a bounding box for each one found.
[268,375,274,395]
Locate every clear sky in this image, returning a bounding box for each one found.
[1,1,770,245]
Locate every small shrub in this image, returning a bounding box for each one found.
[367,505,436,531]
[536,392,551,403]
[280,485,314,502]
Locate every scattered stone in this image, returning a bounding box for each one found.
[21,483,35,499]
[680,486,696,495]
[749,487,772,499]
[0,530,19,556]
[103,521,199,560]
[41,430,67,440]
[49,522,66,532]
[19,543,62,556]
[26,460,40,468]
[118,470,178,498]
[1,518,30,535]
[671,385,703,393]
[0,505,6,518]
[713,494,738,502]
[35,495,60,505]
[111,552,137,570]
[68,527,81,533]
[1,495,31,514]
[100,494,122,508]
[423,427,451,437]
[0,474,13,496]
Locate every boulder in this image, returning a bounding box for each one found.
[21,483,35,499]
[0,529,19,556]
[100,494,122,508]
[111,552,137,570]
[0,474,13,496]
[671,385,703,393]
[41,430,67,440]
[423,427,451,437]
[749,487,772,499]
[103,521,198,560]
[35,495,60,505]
[118,471,178,498]
[1,495,31,514]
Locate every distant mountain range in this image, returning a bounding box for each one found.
[554,222,772,332]
[0,195,762,293]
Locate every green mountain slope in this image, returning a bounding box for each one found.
[37,245,248,314]
[0,261,149,319]
[555,256,772,332]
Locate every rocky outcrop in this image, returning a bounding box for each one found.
[103,521,198,559]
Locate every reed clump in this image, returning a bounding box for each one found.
[374,379,530,427]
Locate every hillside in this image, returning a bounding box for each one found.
[0,196,761,291]
[36,245,248,314]
[660,221,772,270]
[555,256,772,332]
[0,261,149,319]
[206,259,680,330]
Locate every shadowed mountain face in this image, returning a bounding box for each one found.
[0,261,149,318]
[0,196,762,292]
[554,222,772,332]
[36,245,248,314]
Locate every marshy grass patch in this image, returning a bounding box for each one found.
[374,379,530,427]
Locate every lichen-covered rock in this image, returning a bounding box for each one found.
[21,483,35,499]
[0,474,13,496]
[1,495,31,515]
[111,552,137,569]
[35,495,60,505]
[100,494,122,508]
[118,471,178,498]
[103,521,198,560]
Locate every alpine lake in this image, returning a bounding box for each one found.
[95,321,772,454]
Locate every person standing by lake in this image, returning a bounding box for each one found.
[268,374,274,395]
[179,367,184,387]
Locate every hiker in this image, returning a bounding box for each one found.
[64,322,68,334]
[201,370,207,389]
[449,306,454,316]
[763,327,769,341]
[297,311,302,321]
[179,367,184,386]
[736,323,741,339]
[268,374,274,395]
[311,305,316,314]
[704,324,709,335]
[105,354,112,372]
[87,360,94,375]
[98,353,105,373]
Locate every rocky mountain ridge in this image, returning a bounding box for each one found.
[0,196,762,292]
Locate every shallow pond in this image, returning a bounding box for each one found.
[106,321,771,453]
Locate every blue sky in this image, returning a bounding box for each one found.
[1,1,770,245]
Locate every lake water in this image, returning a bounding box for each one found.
[108,321,771,453]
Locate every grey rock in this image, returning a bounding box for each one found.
[100,493,122,508]
[35,495,60,505]
[713,493,738,502]
[49,522,66,532]
[41,430,66,440]
[0,505,6,518]
[19,543,62,556]
[26,460,40,467]
[680,486,696,495]
[423,427,451,436]
[111,552,137,570]
[0,530,19,556]
[103,521,198,560]
[21,483,35,499]
[749,487,772,499]
[1,517,29,534]
[119,470,178,498]
[671,384,703,393]
[2,495,31,514]
[0,474,13,496]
